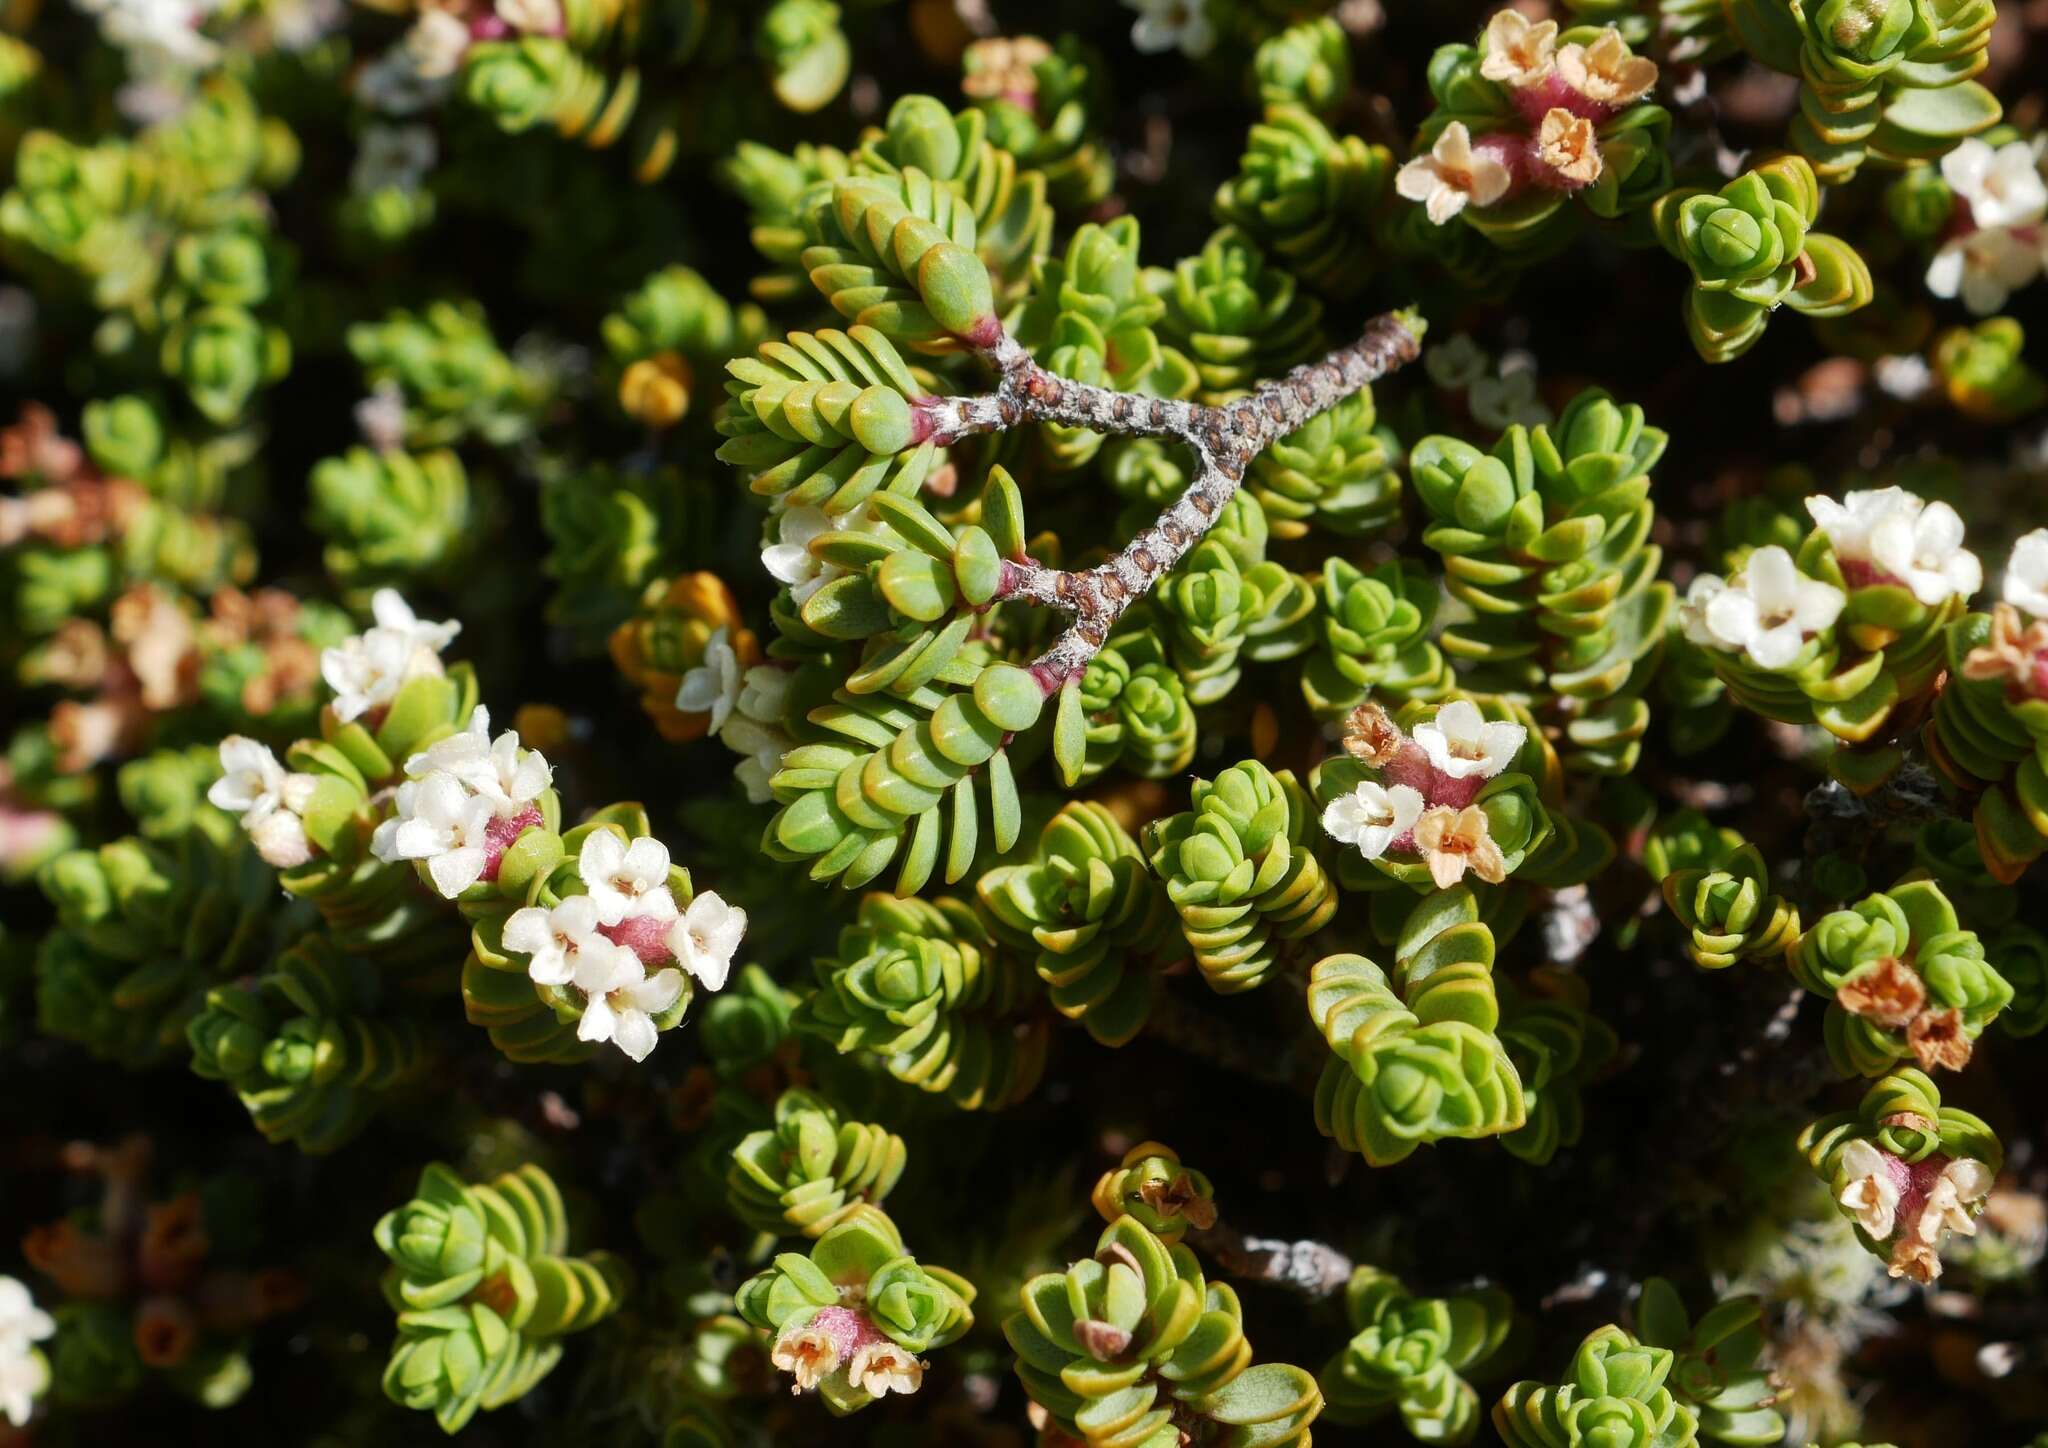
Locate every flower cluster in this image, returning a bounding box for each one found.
[1924,138,2048,316]
[1319,700,1530,889]
[1399,16,1664,235]
[369,705,552,899]
[501,830,745,1061]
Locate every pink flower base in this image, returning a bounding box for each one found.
[598,913,677,965]
[478,805,543,884]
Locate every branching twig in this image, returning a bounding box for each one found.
[913,311,1426,692]
[1190,1220,1355,1301]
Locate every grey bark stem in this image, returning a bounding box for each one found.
[915,310,1426,692]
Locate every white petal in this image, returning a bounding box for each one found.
[426,845,487,898]
[761,541,815,586]
[390,816,452,860]
[1792,579,1847,633]
[577,993,617,1044]
[1703,589,1760,649]
[622,835,671,887]
[627,966,685,1016]
[578,830,624,889]
[1924,244,1965,300]
[1747,621,1805,671]
[676,666,725,713]
[501,907,555,956]
[1743,545,1801,611]
[610,1008,659,1062]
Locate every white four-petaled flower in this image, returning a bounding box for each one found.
[0,1273,53,1429]
[1396,123,1512,226]
[1679,545,1846,669]
[578,831,678,926]
[1926,227,2042,316]
[404,706,551,814]
[1413,699,1527,780]
[575,954,686,1063]
[2004,529,2048,620]
[502,894,622,989]
[209,736,319,868]
[372,772,499,898]
[1320,781,1425,861]
[1943,137,2048,230]
[666,890,748,992]
[676,627,743,735]
[1807,487,1982,607]
[320,589,461,724]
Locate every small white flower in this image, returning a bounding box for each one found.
[1872,353,1934,402]
[320,590,460,724]
[209,736,319,868]
[403,8,470,80]
[1424,334,1489,391]
[370,771,497,898]
[1941,138,2048,230]
[1321,781,1425,861]
[0,1276,55,1351]
[404,705,491,780]
[74,0,221,67]
[1805,487,1908,564]
[578,831,678,926]
[577,960,686,1062]
[1680,546,1846,669]
[0,1275,54,1428]
[1837,1140,1900,1240]
[1812,487,1982,607]
[494,0,559,33]
[1917,1158,1995,1242]
[1413,699,1527,780]
[1870,498,1981,607]
[1122,0,1213,58]
[1470,351,1552,431]
[1926,227,2042,316]
[502,895,614,988]
[405,707,552,815]
[2004,530,2048,620]
[1396,122,1513,226]
[665,890,747,992]
[676,627,743,736]
[761,506,853,607]
[351,123,438,197]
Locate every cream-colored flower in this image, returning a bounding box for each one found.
[1556,28,1658,107]
[848,1342,924,1398]
[1835,1139,1900,1240]
[771,1327,840,1392]
[1535,107,1602,187]
[1478,9,1556,87]
[1413,805,1508,888]
[1917,1158,1995,1242]
[1395,123,1512,225]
